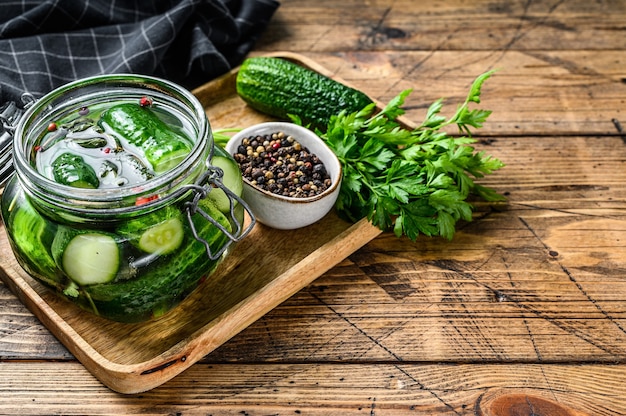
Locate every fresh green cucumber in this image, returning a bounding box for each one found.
[81,200,233,322]
[99,103,193,173]
[117,206,184,255]
[51,228,120,286]
[52,152,100,188]
[207,146,244,213]
[236,56,373,128]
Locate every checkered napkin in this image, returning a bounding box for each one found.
[0,0,279,106]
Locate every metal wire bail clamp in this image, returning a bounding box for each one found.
[0,93,37,187]
[183,165,255,260]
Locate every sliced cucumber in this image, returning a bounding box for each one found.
[116,205,184,255]
[207,150,244,213]
[52,229,120,285]
[138,217,184,254]
[83,200,233,322]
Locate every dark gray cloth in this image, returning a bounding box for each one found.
[0,0,279,105]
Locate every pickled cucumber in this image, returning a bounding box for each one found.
[117,206,184,255]
[6,197,58,282]
[207,148,244,213]
[81,201,232,322]
[51,228,120,286]
[99,103,193,173]
[52,152,100,188]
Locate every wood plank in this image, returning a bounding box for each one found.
[0,284,71,359]
[248,0,626,137]
[0,362,624,415]
[257,0,626,52]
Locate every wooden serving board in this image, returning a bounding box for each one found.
[0,53,385,394]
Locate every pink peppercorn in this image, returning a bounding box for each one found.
[139,96,153,107]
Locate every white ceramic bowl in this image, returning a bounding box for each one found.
[225,122,342,230]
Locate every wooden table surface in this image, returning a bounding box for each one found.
[2,0,626,414]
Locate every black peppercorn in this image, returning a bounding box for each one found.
[234,131,332,198]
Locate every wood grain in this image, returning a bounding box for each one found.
[0,362,624,415]
[258,0,626,53]
[1,0,626,413]
[253,0,626,137]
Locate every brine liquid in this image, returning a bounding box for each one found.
[34,100,195,189]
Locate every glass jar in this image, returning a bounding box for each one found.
[0,74,254,323]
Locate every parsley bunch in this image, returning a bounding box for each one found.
[304,70,505,241]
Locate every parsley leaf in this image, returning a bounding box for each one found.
[311,70,505,241]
